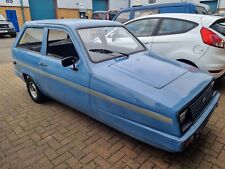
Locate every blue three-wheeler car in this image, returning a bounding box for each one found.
[12,19,220,152]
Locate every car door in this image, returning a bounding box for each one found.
[125,18,160,49]
[151,18,199,61]
[14,27,45,85]
[38,27,91,114]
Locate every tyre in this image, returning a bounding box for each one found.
[26,77,46,103]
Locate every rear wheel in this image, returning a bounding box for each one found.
[26,77,46,103]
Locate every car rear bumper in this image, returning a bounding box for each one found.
[196,48,225,78]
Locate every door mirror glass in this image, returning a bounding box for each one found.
[61,56,78,67]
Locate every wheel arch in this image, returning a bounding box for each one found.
[176,59,198,68]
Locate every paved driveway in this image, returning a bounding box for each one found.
[1,37,225,169]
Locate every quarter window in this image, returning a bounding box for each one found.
[126,19,159,37]
[115,11,130,23]
[157,19,198,35]
[17,28,44,53]
[47,29,78,60]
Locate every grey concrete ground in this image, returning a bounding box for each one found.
[0,35,15,64]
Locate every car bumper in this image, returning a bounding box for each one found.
[196,47,225,78]
[0,28,16,35]
[151,91,220,152]
[99,91,220,153]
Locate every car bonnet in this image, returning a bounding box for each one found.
[108,52,189,89]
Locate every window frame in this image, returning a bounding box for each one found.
[16,26,45,54]
[44,27,79,61]
[125,18,161,37]
[155,18,199,36]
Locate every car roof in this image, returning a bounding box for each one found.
[93,11,108,14]
[125,13,223,27]
[120,2,194,12]
[25,19,122,29]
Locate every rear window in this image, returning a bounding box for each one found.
[210,19,225,36]
[115,11,130,23]
[134,9,159,19]
[157,18,198,36]
[17,28,44,53]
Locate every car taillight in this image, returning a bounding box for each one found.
[200,27,224,48]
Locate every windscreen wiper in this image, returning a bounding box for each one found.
[89,48,129,58]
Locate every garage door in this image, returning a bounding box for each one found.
[29,0,56,20]
[93,0,107,11]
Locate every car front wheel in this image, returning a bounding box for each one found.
[26,77,46,103]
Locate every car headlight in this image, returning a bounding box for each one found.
[211,81,215,88]
[179,109,187,124]
[9,23,14,29]
[179,109,192,132]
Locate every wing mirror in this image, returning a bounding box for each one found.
[61,56,78,71]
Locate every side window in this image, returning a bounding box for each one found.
[157,19,198,36]
[126,19,159,37]
[134,9,159,19]
[17,28,44,53]
[195,6,208,14]
[47,29,78,60]
[115,11,130,23]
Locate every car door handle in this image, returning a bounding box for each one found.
[39,63,48,67]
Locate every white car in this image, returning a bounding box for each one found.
[125,14,225,78]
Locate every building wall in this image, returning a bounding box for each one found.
[57,8,93,19]
[0,6,31,27]
[57,0,92,9]
[0,0,130,27]
[130,0,149,6]
[0,0,29,7]
[217,0,225,11]
[109,0,129,10]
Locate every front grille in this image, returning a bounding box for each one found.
[189,84,213,121]
[0,24,9,29]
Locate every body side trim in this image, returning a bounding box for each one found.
[16,60,173,124]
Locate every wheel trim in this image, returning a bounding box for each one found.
[29,82,38,99]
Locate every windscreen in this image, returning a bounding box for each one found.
[78,26,145,63]
[0,14,6,21]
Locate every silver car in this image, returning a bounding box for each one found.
[0,14,16,37]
